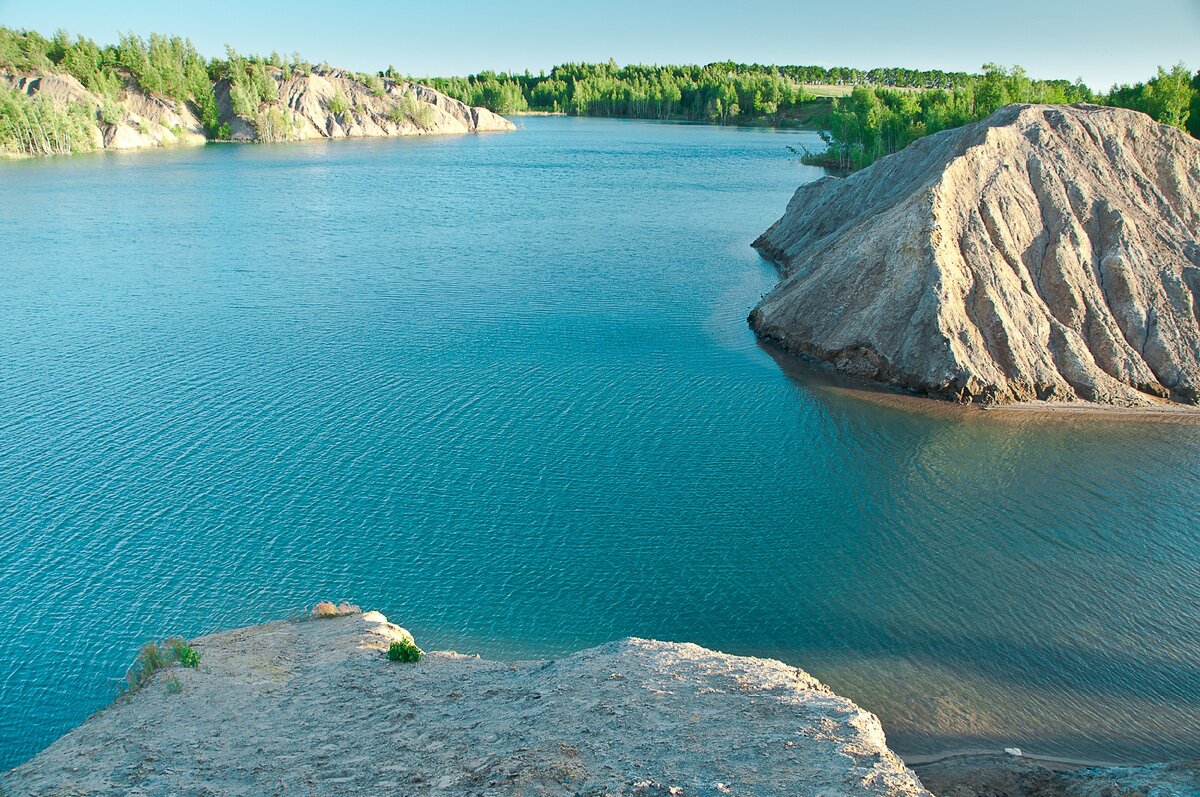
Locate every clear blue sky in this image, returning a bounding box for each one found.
[1,0,1196,90]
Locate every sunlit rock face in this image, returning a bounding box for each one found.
[2,611,931,796]
[752,104,1200,406]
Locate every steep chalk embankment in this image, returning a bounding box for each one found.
[1,611,930,797]
[2,72,207,151]
[213,66,514,142]
[752,104,1200,406]
[1,66,512,156]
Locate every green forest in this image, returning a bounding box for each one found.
[808,63,1199,169]
[422,60,1198,170]
[1,25,1197,169]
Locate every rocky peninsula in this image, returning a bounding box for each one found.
[0,65,512,156]
[1,609,929,796]
[4,609,1197,796]
[752,104,1200,406]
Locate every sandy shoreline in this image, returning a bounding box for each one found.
[760,341,1200,422]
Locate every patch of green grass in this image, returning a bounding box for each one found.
[386,639,422,663]
[171,639,201,668]
[327,91,349,116]
[121,635,200,694]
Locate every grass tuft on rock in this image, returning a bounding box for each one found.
[386,639,422,663]
[121,636,201,695]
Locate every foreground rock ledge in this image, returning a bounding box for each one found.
[752,103,1200,406]
[2,612,929,796]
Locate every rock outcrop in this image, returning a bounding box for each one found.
[213,66,514,142]
[2,72,207,152]
[752,104,1200,406]
[1,611,930,796]
[1,65,512,157]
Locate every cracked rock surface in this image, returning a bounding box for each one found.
[752,104,1200,406]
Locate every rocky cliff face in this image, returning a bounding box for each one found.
[214,66,514,142]
[1,611,930,796]
[752,104,1200,406]
[1,66,512,156]
[2,72,207,151]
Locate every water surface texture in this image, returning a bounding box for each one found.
[2,118,1199,768]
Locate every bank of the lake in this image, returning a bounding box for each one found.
[2,117,1199,772]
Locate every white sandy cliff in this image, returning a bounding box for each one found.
[1,611,929,797]
[752,104,1200,406]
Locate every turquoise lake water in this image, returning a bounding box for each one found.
[2,117,1200,769]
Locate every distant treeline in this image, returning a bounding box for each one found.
[422,60,1199,171]
[417,60,1095,124]
[420,61,820,123]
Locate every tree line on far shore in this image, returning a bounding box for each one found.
[2,25,1196,168]
[422,60,1198,171]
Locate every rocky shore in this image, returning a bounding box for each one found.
[4,609,1196,796]
[1,609,930,796]
[0,65,511,156]
[752,103,1200,407]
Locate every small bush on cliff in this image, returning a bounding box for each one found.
[327,90,349,116]
[121,636,201,694]
[386,639,422,663]
[312,601,361,618]
[388,92,434,130]
[170,638,201,668]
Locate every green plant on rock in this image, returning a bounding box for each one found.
[327,90,349,116]
[121,635,200,695]
[170,638,201,668]
[388,91,434,130]
[386,639,422,663]
[100,97,121,125]
[255,105,297,143]
[0,85,99,156]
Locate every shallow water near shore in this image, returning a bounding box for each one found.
[2,117,1200,769]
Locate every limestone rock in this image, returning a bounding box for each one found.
[214,66,514,142]
[2,64,512,157]
[752,104,1200,406]
[2,612,929,796]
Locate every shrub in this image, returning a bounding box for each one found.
[359,73,385,96]
[165,675,183,694]
[388,91,434,130]
[386,639,422,663]
[170,638,201,668]
[100,97,121,125]
[255,105,296,143]
[327,90,348,116]
[0,86,99,156]
[312,601,361,618]
[121,636,200,694]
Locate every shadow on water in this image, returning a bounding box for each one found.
[756,337,1200,426]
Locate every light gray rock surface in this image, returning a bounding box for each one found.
[752,104,1200,406]
[214,66,514,142]
[1,611,930,797]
